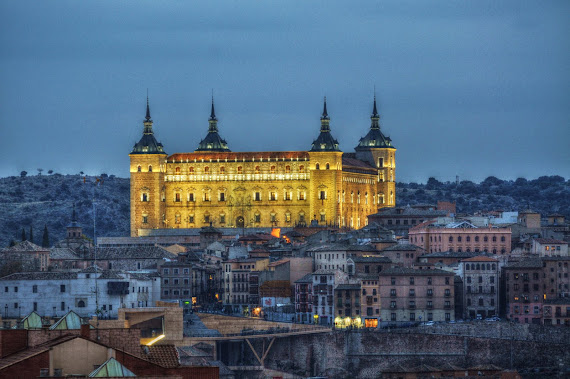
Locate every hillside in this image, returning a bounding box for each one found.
[0,174,568,248]
[0,174,130,248]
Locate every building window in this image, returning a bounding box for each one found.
[60,285,66,293]
[33,285,38,293]
[61,302,65,311]
[255,214,261,223]
[391,313,396,321]
[269,191,277,201]
[142,214,148,224]
[219,192,226,202]
[254,192,261,201]
[188,193,195,202]
[220,214,226,224]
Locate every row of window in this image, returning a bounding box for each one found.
[466,276,496,284]
[465,263,497,271]
[173,165,308,175]
[390,277,450,285]
[389,313,452,321]
[466,298,495,306]
[390,288,452,297]
[5,285,66,293]
[163,268,190,275]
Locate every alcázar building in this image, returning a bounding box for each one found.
[129,97,396,236]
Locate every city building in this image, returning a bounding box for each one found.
[379,243,425,267]
[0,268,159,319]
[532,238,568,257]
[294,273,313,324]
[129,96,396,235]
[311,269,349,325]
[367,205,450,237]
[378,268,454,323]
[359,274,381,327]
[503,259,544,324]
[222,257,269,313]
[0,241,50,272]
[310,243,377,273]
[409,220,512,255]
[334,283,362,327]
[461,256,499,319]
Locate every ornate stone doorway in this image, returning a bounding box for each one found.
[236,216,245,228]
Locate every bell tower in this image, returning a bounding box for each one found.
[355,95,396,208]
[129,96,167,236]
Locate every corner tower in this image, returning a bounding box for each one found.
[355,96,396,207]
[195,98,231,152]
[129,97,167,236]
[308,98,343,226]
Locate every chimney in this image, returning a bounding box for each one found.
[80,324,90,339]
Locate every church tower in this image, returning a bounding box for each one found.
[195,98,231,152]
[355,96,396,207]
[308,98,343,226]
[129,97,167,236]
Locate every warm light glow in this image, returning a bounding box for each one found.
[192,297,197,305]
[271,228,281,238]
[146,334,165,346]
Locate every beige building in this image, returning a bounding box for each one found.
[129,97,396,236]
[379,267,454,323]
[531,238,568,257]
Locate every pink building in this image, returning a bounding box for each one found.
[409,221,511,255]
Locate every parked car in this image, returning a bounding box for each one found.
[421,321,436,326]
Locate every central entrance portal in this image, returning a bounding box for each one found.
[236,216,245,228]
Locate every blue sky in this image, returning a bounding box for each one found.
[0,0,568,183]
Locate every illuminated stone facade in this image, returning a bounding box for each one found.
[130,97,396,236]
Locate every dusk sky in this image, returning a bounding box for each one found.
[0,1,568,183]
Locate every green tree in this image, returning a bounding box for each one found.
[42,225,50,248]
[9,240,16,247]
[29,225,34,244]
[21,228,26,241]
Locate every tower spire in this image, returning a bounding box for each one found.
[208,96,218,132]
[145,91,151,122]
[370,94,380,130]
[321,96,329,120]
[209,95,217,121]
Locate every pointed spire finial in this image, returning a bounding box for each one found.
[145,90,151,122]
[209,93,217,121]
[372,94,379,117]
[321,96,329,120]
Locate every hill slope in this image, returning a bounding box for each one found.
[0,174,568,248]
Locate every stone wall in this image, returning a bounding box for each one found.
[255,326,570,378]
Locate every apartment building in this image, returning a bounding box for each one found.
[379,268,454,324]
[461,256,499,319]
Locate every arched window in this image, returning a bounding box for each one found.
[466,264,470,270]
[458,236,462,242]
[501,236,505,242]
[486,264,490,270]
[137,165,141,172]
[476,264,480,270]
[449,236,453,242]
[204,167,210,174]
[466,248,471,252]
[325,163,330,170]
[501,248,506,254]
[175,192,181,202]
[285,165,291,173]
[237,166,243,174]
[148,165,152,172]
[492,248,497,254]
[475,236,479,242]
[255,166,260,174]
[299,165,304,173]
[492,236,497,242]
[141,192,149,202]
[492,264,496,270]
[175,167,181,174]
[466,236,471,242]
[315,163,320,170]
[484,236,488,242]
[220,166,225,174]
[189,167,194,175]
[77,300,86,308]
[270,166,276,173]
